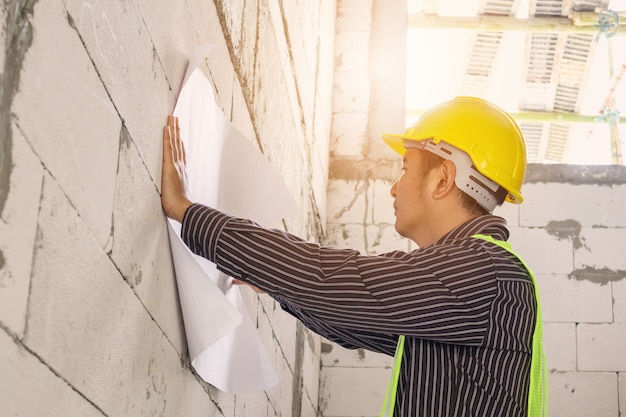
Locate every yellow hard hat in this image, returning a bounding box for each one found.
[382,96,526,204]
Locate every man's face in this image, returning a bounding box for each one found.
[390,148,438,242]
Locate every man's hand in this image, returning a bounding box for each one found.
[232,279,266,294]
[161,115,192,222]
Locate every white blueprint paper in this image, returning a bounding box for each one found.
[167,45,296,393]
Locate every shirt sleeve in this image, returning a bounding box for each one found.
[181,203,498,345]
[274,295,398,356]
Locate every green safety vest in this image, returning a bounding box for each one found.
[380,234,549,417]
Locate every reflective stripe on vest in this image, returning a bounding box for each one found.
[380,334,405,417]
[379,234,548,417]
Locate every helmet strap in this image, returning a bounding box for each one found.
[403,139,501,213]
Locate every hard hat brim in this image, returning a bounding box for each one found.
[382,133,410,156]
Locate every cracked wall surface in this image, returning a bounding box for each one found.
[0,0,335,416]
[0,0,37,219]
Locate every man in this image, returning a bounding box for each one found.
[161,96,547,417]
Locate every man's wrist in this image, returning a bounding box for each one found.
[167,199,193,223]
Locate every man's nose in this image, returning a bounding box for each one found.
[390,180,398,198]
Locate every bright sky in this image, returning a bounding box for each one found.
[406,0,626,164]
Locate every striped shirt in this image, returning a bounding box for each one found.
[181,203,536,417]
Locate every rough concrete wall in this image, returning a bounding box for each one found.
[502,165,626,417]
[0,0,335,416]
[320,0,406,415]
[322,1,626,416]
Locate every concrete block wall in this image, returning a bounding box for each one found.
[507,166,626,417]
[321,1,407,415]
[1,0,335,416]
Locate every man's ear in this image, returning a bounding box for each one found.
[432,160,457,199]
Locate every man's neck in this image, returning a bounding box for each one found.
[412,209,480,248]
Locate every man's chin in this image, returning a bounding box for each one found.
[393,224,407,238]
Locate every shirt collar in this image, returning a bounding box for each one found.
[434,214,510,246]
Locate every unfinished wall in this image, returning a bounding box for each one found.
[507,166,626,417]
[320,1,406,415]
[0,0,335,416]
[3,0,624,416]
